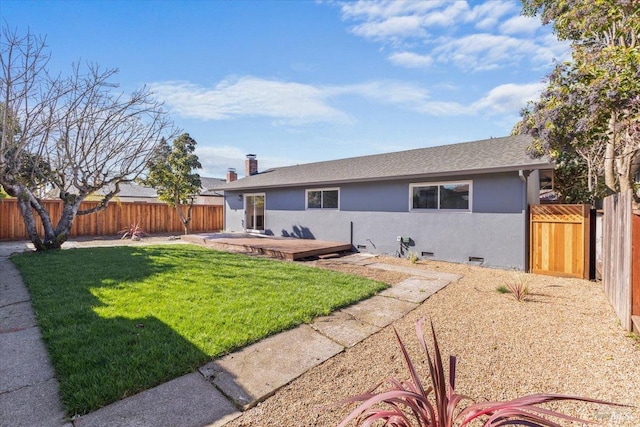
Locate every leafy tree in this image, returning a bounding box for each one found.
[0,26,174,250]
[516,0,640,204]
[140,133,202,234]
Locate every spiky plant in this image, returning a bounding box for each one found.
[338,318,617,427]
[118,222,146,240]
[507,273,530,302]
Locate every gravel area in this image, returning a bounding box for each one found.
[226,256,640,427]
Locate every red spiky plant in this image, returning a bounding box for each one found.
[338,318,618,427]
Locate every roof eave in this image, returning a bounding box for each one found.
[216,162,553,192]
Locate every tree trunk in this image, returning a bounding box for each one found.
[175,202,192,235]
[12,185,65,250]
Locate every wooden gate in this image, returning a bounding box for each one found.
[529,204,591,279]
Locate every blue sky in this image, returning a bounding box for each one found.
[1,0,568,178]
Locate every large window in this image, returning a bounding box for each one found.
[306,188,339,209]
[410,181,471,211]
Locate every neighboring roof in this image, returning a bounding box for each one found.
[200,177,225,190]
[216,135,551,191]
[100,177,225,198]
[116,182,158,198]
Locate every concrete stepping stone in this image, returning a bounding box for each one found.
[333,253,378,266]
[366,263,463,282]
[73,373,240,427]
[200,324,343,409]
[311,311,381,347]
[379,278,450,303]
[341,296,418,328]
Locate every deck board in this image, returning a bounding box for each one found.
[183,234,353,260]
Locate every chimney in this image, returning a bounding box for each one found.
[226,168,237,183]
[245,154,258,176]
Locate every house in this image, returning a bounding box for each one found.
[101,178,225,205]
[216,136,552,270]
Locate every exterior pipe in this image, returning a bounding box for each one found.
[350,221,353,247]
[519,169,529,272]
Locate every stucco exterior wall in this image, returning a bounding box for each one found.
[223,171,530,269]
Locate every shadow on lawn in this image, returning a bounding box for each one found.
[12,246,238,417]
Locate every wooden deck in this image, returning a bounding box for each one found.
[183,234,353,260]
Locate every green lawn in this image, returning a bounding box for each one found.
[11,244,387,416]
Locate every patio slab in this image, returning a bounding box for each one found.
[73,373,240,427]
[311,310,381,347]
[379,277,450,303]
[200,324,343,409]
[341,296,418,328]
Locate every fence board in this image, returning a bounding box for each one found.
[529,204,590,279]
[602,191,633,331]
[0,199,223,241]
[632,211,640,318]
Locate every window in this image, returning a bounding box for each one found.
[306,188,339,209]
[410,181,471,211]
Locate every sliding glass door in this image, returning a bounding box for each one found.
[244,193,265,231]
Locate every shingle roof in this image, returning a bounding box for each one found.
[200,177,225,190]
[116,182,158,198]
[216,135,550,191]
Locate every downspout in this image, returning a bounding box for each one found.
[518,169,526,183]
[519,170,529,272]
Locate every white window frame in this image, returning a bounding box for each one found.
[305,187,340,210]
[409,181,472,212]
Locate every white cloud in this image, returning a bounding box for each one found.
[421,1,470,27]
[350,15,426,41]
[153,77,437,123]
[335,0,566,72]
[340,80,431,106]
[149,77,348,124]
[415,101,469,116]
[466,0,515,30]
[387,51,433,68]
[471,82,545,114]
[152,75,546,130]
[434,33,541,72]
[340,0,445,21]
[499,15,541,35]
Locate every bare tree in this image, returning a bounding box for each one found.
[0,26,174,250]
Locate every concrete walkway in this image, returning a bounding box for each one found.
[0,244,462,427]
[0,242,70,427]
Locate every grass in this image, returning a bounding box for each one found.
[11,244,387,416]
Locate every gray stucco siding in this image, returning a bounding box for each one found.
[339,181,409,212]
[253,209,525,269]
[221,171,529,269]
[471,173,525,213]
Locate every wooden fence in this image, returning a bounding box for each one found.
[0,199,223,241]
[529,204,591,279]
[602,190,639,332]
